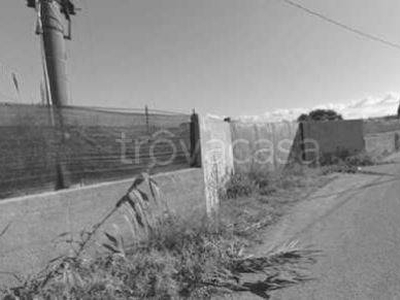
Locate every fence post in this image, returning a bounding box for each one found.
[145,105,150,134]
[299,121,306,162]
[190,111,201,167]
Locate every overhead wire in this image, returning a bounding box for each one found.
[277,0,400,51]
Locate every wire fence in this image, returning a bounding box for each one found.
[0,103,194,199]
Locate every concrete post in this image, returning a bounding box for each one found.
[40,0,69,108]
[190,112,202,167]
[37,0,72,189]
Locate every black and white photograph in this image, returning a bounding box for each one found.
[1,0,400,299]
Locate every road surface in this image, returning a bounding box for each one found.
[271,158,400,299]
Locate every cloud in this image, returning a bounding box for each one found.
[239,92,400,122]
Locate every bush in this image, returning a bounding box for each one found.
[298,109,343,122]
[224,173,254,199]
[320,151,376,174]
[345,152,375,167]
[222,165,319,200]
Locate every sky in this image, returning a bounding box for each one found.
[1,0,400,119]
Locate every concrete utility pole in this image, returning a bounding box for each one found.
[27,0,77,189]
[28,0,76,107]
[39,0,69,107]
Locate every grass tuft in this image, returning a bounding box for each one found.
[320,151,377,174]
[220,165,330,244]
[2,172,322,299]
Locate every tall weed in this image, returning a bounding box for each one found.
[3,173,320,299]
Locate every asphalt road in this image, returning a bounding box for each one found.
[272,160,400,300]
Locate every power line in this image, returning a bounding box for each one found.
[277,0,400,51]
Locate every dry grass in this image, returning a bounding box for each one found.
[220,164,332,244]
[2,171,324,299]
[320,151,378,175]
[3,223,319,299]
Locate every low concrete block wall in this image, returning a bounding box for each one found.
[0,168,205,283]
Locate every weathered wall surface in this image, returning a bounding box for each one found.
[230,121,298,174]
[0,168,205,284]
[199,115,234,213]
[365,131,400,156]
[363,118,400,134]
[363,119,400,156]
[225,118,398,172]
[302,120,365,160]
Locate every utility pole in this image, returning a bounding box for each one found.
[28,0,76,107]
[27,0,77,189]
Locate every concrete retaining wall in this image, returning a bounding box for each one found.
[199,115,234,213]
[363,118,400,134]
[0,168,205,283]
[302,120,365,160]
[230,119,369,170]
[230,121,298,174]
[363,119,400,156]
[365,131,400,156]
